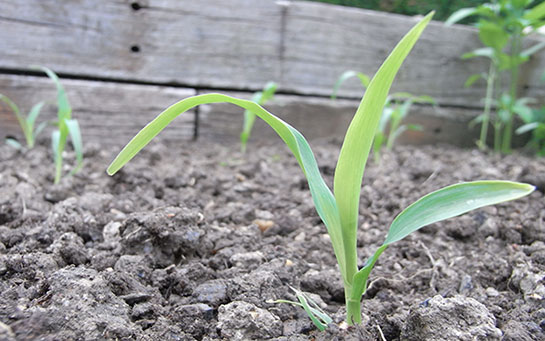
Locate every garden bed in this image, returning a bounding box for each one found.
[0,138,544,340]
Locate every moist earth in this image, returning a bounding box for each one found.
[0,138,544,340]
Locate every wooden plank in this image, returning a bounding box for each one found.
[197,90,490,147]
[1,0,543,107]
[0,0,282,91]
[0,75,195,147]
[282,1,545,105]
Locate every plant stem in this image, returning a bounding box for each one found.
[345,298,362,325]
[502,32,522,154]
[494,122,502,152]
[479,62,496,149]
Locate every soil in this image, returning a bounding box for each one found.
[0,137,544,340]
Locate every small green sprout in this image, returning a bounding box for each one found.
[107,12,534,327]
[332,71,434,161]
[35,66,83,184]
[240,81,278,153]
[0,94,46,149]
[268,287,332,331]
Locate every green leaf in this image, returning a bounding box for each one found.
[0,94,31,145]
[27,102,45,130]
[383,181,535,245]
[107,93,347,279]
[462,47,495,60]
[464,73,484,87]
[478,21,509,50]
[334,12,434,262]
[35,66,72,120]
[331,70,370,99]
[270,288,332,331]
[66,119,83,174]
[521,41,545,57]
[524,1,545,21]
[516,122,539,134]
[445,7,477,26]
[240,82,278,152]
[261,81,278,102]
[5,138,23,150]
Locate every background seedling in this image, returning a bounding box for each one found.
[0,94,45,149]
[446,0,545,153]
[107,13,534,327]
[35,66,84,183]
[240,81,278,153]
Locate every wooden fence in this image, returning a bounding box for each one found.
[1,0,543,147]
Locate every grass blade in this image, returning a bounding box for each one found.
[445,7,477,26]
[35,66,72,119]
[0,94,32,146]
[66,119,83,174]
[383,181,535,245]
[331,71,370,99]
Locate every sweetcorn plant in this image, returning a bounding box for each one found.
[0,94,45,149]
[37,66,83,184]
[107,13,534,326]
[240,81,277,153]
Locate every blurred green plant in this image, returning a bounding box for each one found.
[306,0,490,22]
[446,0,545,153]
[240,81,278,153]
[332,71,434,161]
[35,66,83,183]
[516,104,545,155]
[0,94,46,149]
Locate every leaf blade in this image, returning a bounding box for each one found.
[383,181,535,245]
[334,12,434,244]
[107,93,347,279]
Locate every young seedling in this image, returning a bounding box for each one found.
[240,81,278,153]
[446,0,545,153]
[107,12,534,327]
[332,71,434,161]
[35,66,84,184]
[0,94,46,149]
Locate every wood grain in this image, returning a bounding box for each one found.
[1,0,543,107]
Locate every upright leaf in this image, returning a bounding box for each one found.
[334,12,434,247]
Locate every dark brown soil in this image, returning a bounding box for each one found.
[0,137,544,340]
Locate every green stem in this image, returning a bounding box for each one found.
[479,62,496,150]
[345,298,362,325]
[345,245,388,325]
[494,122,502,153]
[502,32,522,154]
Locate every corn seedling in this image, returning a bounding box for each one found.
[332,71,434,161]
[0,94,46,149]
[36,66,83,183]
[240,81,277,153]
[446,0,545,153]
[107,13,534,327]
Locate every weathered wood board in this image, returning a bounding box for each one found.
[0,75,195,147]
[1,0,544,108]
[197,90,491,148]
